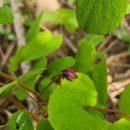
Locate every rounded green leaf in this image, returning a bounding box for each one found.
[0,6,14,24]
[48,87,95,130]
[61,73,97,105]
[76,0,128,34]
[48,73,98,130]
[9,31,62,72]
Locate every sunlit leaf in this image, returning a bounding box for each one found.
[76,0,128,34]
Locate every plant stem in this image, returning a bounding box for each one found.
[83,105,130,119]
[22,90,38,103]
[38,76,60,101]
[37,76,60,115]
[0,71,39,97]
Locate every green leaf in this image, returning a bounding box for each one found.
[127,3,130,14]
[85,35,104,47]
[48,56,75,77]
[9,46,24,72]
[48,74,130,130]
[61,72,97,105]
[68,0,75,5]
[48,87,103,130]
[62,73,103,121]
[21,32,62,61]
[42,8,78,33]
[9,31,62,72]
[90,53,107,107]
[75,38,96,73]
[31,57,47,71]
[109,118,130,130]
[36,119,54,130]
[0,81,16,95]
[0,6,14,24]
[16,58,47,101]
[8,110,34,130]
[17,68,44,83]
[48,73,98,130]
[76,0,128,34]
[119,85,130,115]
[26,12,44,42]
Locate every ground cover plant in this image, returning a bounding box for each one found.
[0,0,130,130]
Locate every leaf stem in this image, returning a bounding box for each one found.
[38,76,60,102]
[22,90,38,103]
[37,76,60,115]
[83,105,130,119]
[0,71,39,97]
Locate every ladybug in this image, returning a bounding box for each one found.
[61,68,78,81]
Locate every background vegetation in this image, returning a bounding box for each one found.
[0,0,130,130]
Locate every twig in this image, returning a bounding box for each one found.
[83,105,130,119]
[1,43,15,68]
[97,35,111,51]
[10,0,25,45]
[109,78,130,92]
[0,46,5,60]
[64,37,77,53]
[23,90,38,103]
[0,0,3,7]
[107,51,130,64]
[123,21,130,33]
[0,82,5,86]
[108,62,130,68]
[103,39,119,54]
[10,0,31,74]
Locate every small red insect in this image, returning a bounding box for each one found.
[61,68,78,81]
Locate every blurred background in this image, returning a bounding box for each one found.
[1,0,130,127]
